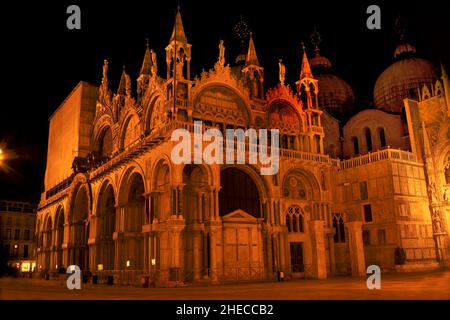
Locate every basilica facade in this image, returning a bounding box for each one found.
[35,9,450,286]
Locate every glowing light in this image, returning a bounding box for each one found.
[22,263,30,272]
[126,260,131,267]
[151,259,156,266]
[14,244,18,249]
[98,264,103,271]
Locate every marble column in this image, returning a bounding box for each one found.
[209,230,218,282]
[193,231,201,281]
[308,219,327,279]
[328,234,336,275]
[347,221,366,276]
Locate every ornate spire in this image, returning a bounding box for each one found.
[246,32,260,66]
[140,39,153,75]
[170,6,187,44]
[166,4,191,80]
[242,32,264,99]
[296,43,319,109]
[300,43,313,79]
[117,66,127,95]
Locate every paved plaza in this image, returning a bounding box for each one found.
[0,269,449,300]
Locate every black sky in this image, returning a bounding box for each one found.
[0,0,449,202]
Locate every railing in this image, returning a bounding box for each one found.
[339,148,418,170]
[89,121,420,177]
[280,148,331,164]
[89,122,178,179]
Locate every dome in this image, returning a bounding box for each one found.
[310,52,356,119]
[374,43,438,113]
[315,73,356,119]
[310,54,332,71]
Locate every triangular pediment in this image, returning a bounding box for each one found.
[222,209,258,221]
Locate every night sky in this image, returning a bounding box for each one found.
[0,0,448,203]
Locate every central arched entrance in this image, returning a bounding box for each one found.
[219,167,261,217]
[219,167,265,281]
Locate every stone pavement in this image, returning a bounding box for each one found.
[1,269,449,300]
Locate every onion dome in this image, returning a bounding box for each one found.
[310,54,332,72]
[310,51,355,120]
[309,29,355,119]
[314,73,356,119]
[374,42,438,113]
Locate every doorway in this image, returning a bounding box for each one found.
[290,242,304,273]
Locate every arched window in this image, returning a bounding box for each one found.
[286,206,304,233]
[332,213,345,243]
[282,135,288,149]
[289,136,296,150]
[292,215,298,232]
[314,135,321,153]
[352,137,359,155]
[98,127,113,158]
[379,128,387,148]
[365,128,373,152]
[286,214,292,232]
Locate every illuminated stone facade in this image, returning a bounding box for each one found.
[0,200,37,271]
[35,9,450,286]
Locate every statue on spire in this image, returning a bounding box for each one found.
[218,39,226,67]
[278,59,286,86]
[102,59,109,87]
[151,49,158,76]
[125,72,132,98]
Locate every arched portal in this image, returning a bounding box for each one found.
[71,185,90,270]
[152,161,172,221]
[218,167,266,281]
[182,165,209,222]
[118,171,145,270]
[182,164,210,281]
[219,167,261,218]
[54,207,65,269]
[43,216,53,270]
[97,127,113,158]
[96,183,116,270]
